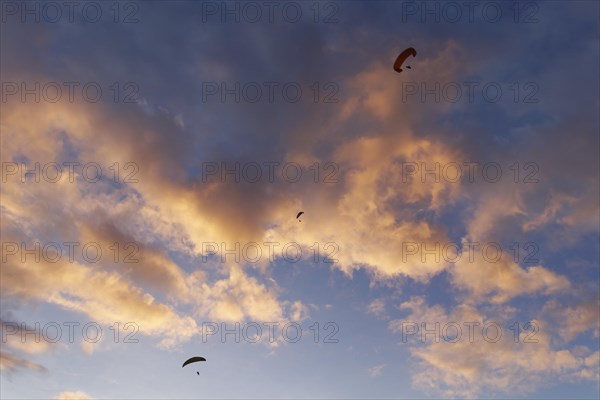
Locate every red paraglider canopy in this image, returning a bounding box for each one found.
[393,47,417,73]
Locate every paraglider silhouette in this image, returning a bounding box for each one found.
[393,47,417,73]
[296,211,304,222]
[182,357,206,375]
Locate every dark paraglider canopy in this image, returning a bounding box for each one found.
[296,211,304,219]
[393,47,417,73]
[182,357,206,368]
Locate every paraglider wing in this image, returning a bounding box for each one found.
[393,47,417,73]
[296,211,304,219]
[182,357,206,368]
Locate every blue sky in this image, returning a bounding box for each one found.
[1,1,599,399]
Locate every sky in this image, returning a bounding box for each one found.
[0,0,599,399]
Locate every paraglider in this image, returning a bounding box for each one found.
[393,47,417,73]
[296,211,304,222]
[182,357,206,367]
[182,357,206,375]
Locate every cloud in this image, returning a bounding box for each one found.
[390,297,599,398]
[447,188,572,303]
[0,319,55,355]
[3,33,583,316]
[0,351,47,373]
[1,5,598,398]
[53,391,93,400]
[367,299,387,319]
[368,363,387,377]
[0,319,55,374]
[0,236,199,349]
[542,298,600,342]
[199,265,285,322]
[288,300,311,322]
